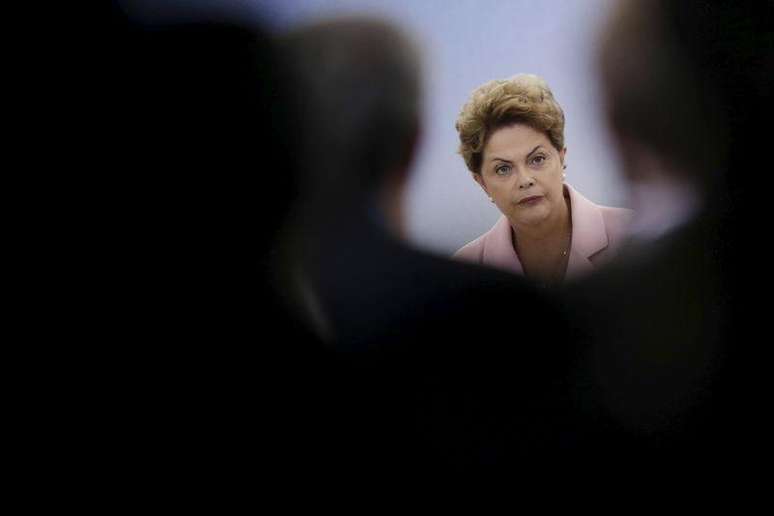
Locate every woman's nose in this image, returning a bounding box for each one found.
[518,177,535,189]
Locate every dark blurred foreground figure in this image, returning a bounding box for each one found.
[105,2,331,490]
[106,4,582,488]
[563,0,774,474]
[109,0,303,336]
[279,18,597,479]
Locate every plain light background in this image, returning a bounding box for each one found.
[252,0,629,255]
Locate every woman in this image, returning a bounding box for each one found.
[454,74,633,286]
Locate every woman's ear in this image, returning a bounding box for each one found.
[472,173,489,197]
[560,147,567,166]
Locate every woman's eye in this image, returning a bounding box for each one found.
[531,155,546,166]
[495,165,511,175]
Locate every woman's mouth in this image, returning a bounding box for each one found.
[518,195,544,206]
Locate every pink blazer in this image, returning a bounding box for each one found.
[453,184,634,279]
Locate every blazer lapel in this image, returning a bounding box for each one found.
[565,184,608,277]
[482,215,524,275]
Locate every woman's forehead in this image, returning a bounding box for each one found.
[484,124,551,160]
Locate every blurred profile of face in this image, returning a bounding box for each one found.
[474,123,567,229]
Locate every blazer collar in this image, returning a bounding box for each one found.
[483,184,609,277]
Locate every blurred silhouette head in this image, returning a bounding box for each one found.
[281,17,422,233]
[598,1,724,190]
[598,0,773,215]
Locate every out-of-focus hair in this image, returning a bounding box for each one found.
[597,0,728,185]
[281,17,421,199]
[455,74,565,175]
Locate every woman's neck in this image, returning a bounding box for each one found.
[511,194,572,284]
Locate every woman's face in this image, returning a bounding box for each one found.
[475,123,566,229]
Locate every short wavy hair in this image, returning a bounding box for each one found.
[455,74,565,174]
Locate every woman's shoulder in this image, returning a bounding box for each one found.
[598,205,635,241]
[453,234,487,262]
[567,184,634,245]
[452,216,509,262]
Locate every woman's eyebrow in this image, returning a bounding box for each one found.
[489,145,543,165]
[525,145,543,159]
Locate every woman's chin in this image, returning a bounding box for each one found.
[510,208,550,227]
